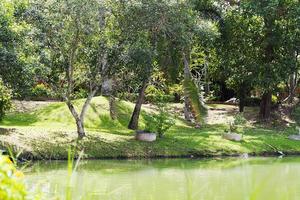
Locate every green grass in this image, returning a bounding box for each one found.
[0,96,300,160]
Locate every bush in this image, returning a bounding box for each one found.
[117,92,138,102]
[74,88,89,99]
[0,155,26,200]
[144,103,175,138]
[271,95,278,104]
[145,85,175,103]
[145,94,174,103]
[0,79,12,121]
[234,113,247,126]
[226,113,247,133]
[31,83,54,100]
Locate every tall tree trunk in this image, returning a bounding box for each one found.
[288,72,297,104]
[101,78,117,120]
[109,95,117,120]
[259,91,272,120]
[184,96,192,122]
[260,17,274,120]
[128,79,148,130]
[238,86,246,113]
[239,96,245,113]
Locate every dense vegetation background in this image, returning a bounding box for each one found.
[0,0,299,139]
[1,1,300,200]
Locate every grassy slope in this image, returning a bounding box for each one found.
[0,96,300,159]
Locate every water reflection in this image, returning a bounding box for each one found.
[25,157,300,200]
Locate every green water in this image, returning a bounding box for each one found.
[24,157,300,200]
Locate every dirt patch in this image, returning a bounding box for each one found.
[206,104,238,125]
[11,100,57,113]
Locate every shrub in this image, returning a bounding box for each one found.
[31,83,53,99]
[0,155,26,200]
[226,113,247,133]
[0,79,12,121]
[74,88,89,99]
[144,103,175,138]
[145,94,174,103]
[271,95,278,104]
[233,113,247,126]
[117,92,138,102]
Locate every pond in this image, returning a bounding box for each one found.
[24,157,300,200]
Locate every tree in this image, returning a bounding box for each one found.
[217,5,261,112]
[27,0,103,138]
[0,0,36,97]
[215,0,299,117]
[112,0,179,130]
[0,79,12,121]
[117,0,209,129]
[243,0,299,119]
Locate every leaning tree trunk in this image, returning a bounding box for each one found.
[182,53,207,127]
[75,119,85,138]
[66,101,86,138]
[65,86,98,138]
[259,91,272,120]
[128,79,148,130]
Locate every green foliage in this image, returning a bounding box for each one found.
[145,85,174,103]
[145,94,174,104]
[233,113,247,126]
[73,88,88,99]
[271,95,278,104]
[0,79,12,121]
[144,103,175,138]
[30,83,54,99]
[244,97,261,107]
[169,84,183,97]
[0,155,26,200]
[226,113,247,133]
[216,0,300,115]
[27,0,102,100]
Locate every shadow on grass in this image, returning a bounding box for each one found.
[88,101,133,136]
[0,113,39,126]
[88,98,157,135]
[0,103,65,127]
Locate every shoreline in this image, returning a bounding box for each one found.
[1,126,300,161]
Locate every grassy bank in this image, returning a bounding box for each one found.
[0,96,300,160]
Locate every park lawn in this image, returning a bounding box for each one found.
[0,96,300,160]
